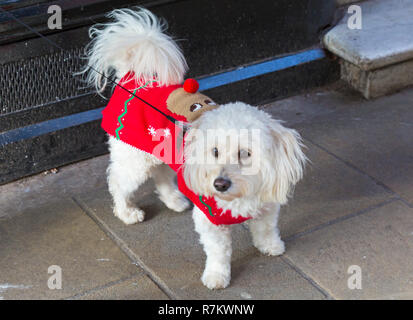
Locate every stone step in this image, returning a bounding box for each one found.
[324,0,413,98]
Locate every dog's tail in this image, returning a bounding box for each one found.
[81,7,188,93]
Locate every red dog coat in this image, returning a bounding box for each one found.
[101,74,251,225]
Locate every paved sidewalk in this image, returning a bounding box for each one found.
[1,83,412,299]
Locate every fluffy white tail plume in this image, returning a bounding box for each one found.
[81,7,188,93]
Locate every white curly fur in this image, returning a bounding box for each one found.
[83,7,306,290]
[80,7,187,93]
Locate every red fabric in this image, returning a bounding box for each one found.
[101,73,251,225]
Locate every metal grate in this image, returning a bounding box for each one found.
[0,47,92,115]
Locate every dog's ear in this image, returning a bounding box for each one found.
[182,119,203,192]
[262,119,306,204]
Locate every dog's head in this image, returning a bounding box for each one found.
[183,102,307,204]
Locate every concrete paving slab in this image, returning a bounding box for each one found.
[75,187,325,299]
[285,200,413,299]
[222,253,326,300]
[324,0,413,70]
[177,251,327,300]
[0,155,108,219]
[291,89,413,205]
[259,82,361,126]
[279,139,392,239]
[69,275,168,300]
[0,198,163,299]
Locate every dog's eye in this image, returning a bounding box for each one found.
[238,149,251,160]
[212,147,219,158]
[190,103,203,112]
[204,99,216,106]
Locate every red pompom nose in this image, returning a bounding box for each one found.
[183,78,199,93]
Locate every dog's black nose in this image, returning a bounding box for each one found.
[213,177,232,192]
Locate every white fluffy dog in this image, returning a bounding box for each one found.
[83,8,306,289]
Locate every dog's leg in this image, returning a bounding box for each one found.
[248,203,285,256]
[107,137,161,225]
[193,207,232,289]
[152,164,190,212]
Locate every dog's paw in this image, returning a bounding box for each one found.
[201,270,230,290]
[115,208,145,225]
[160,191,190,213]
[256,239,285,256]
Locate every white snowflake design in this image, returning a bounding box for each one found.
[147,125,156,137]
[164,128,171,138]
